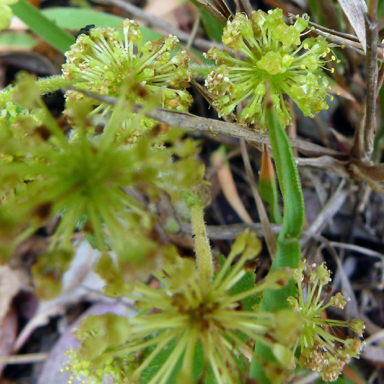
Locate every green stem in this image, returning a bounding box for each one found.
[372,81,384,162]
[250,103,305,381]
[37,76,77,94]
[0,76,77,108]
[189,63,217,77]
[190,203,213,292]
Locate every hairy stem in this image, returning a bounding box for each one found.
[250,99,305,382]
[190,203,213,292]
[0,76,77,108]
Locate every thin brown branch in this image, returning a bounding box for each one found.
[350,99,367,159]
[363,0,379,161]
[74,88,344,158]
[182,222,281,240]
[0,352,48,365]
[301,179,348,247]
[186,13,201,50]
[234,0,253,17]
[288,14,359,43]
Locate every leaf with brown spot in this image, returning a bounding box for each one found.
[212,149,253,224]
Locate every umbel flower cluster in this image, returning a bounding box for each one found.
[205,9,335,127]
[288,261,365,382]
[0,72,202,298]
[65,237,366,384]
[64,231,297,384]
[62,19,193,117]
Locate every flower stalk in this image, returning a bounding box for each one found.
[250,95,305,382]
[190,202,214,292]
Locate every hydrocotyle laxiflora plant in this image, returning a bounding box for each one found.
[203,8,356,383]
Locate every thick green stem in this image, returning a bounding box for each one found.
[190,203,213,292]
[250,104,305,381]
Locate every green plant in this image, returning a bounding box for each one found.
[204,9,334,127]
[0,5,367,384]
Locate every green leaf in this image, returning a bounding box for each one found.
[191,0,223,42]
[42,7,207,63]
[379,0,384,15]
[251,103,305,384]
[308,0,326,25]
[10,0,75,53]
[372,74,384,160]
[41,7,163,41]
[218,251,259,312]
[230,271,258,311]
[0,32,35,48]
[140,337,180,384]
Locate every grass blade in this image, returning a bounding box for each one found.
[10,0,75,53]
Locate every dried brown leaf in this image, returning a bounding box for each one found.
[329,128,354,152]
[337,0,367,53]
[329,84,357,102]
[234,0,252,17]
[193,0,232,25]
[297,156,350,178]
[0,265,23,323]
[342,365,367,384]
[0,307,18,376]
[37,302,132,384]
[362,345,384,365]
[144,0,181,16]
[240,140,277,259]
[349,162,384,193]
[356,163,384,182]
[213,150,253,223]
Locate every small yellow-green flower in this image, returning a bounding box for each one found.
[204,9,335,127]
[288,261,365,382]
[62,19,193,116]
